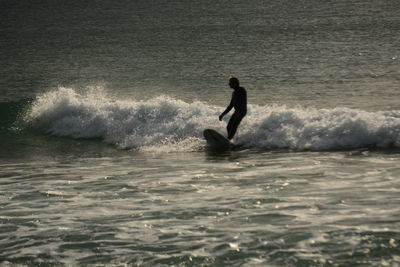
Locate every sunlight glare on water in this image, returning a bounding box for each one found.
[1,149,399,265]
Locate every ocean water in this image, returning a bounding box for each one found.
[1,0,400,266]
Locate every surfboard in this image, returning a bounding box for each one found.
[203,129,232,150]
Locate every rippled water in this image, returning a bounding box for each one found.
[1,147,399,266]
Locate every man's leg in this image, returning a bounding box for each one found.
[227,113,244,140]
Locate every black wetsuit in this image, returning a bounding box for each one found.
[221,86,247,140]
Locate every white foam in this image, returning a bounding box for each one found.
[27,86,400,151]
[238,104,400,150]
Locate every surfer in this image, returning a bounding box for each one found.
[219,77,247,140]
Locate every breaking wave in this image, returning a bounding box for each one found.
[25,86,400,151]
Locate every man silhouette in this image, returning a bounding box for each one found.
[219,77,247,140]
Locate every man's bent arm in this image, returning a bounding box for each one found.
[219,100,233,121]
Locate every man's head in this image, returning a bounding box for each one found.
[228,77,240,89]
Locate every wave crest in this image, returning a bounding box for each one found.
[26,86,400,151]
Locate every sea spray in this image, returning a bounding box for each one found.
[26,87,400,151]
[26,87,221,149]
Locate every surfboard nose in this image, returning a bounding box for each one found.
[203,128,231,150]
